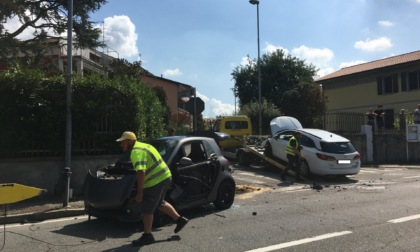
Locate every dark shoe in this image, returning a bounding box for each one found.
[132,233,155,247]
[174,216,189,233]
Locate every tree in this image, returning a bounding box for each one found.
[0,0,106,59]
[108,59,146,79]
[281,82,327,127]
[232,49,325,127]
[239,99,281,135]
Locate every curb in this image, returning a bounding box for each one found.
[3,208,86,225]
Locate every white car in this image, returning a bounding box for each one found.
[264,116,361,177]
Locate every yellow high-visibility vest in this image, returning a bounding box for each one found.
[130,141,171,188]
[285,136,299,156]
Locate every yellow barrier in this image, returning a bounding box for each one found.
[0,183,46,204]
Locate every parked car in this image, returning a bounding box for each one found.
[83,136,236,222]
[264,116,361,177]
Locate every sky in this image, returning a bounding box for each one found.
[6,0,420,118]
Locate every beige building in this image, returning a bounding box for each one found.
[141,74,193,122]
[316,50,420,130]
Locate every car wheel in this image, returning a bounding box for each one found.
[238,151,251,166]
[299,160,311,177]
[213,180,235,210]
[264,143,273,158]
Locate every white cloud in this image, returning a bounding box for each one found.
[291,45,334,67]
[316,67,335,78]
[195,92,234,118]
[103,15,138,58]
[240,56,253,66]
[196,92,209,103]
[209,99,235,117]
[5,12,58,40]
[162,68,183,77]
[354,37,392,52]
[339,60,366,68]
[263,43,289,55]
[378,20,394,27]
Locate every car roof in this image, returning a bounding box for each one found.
[154,135,218,142]
[299,128,350,142]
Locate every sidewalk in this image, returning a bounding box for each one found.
[1,196,85,225]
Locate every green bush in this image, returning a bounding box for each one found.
[0,70,167,156]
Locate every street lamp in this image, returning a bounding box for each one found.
[249,0,262,136]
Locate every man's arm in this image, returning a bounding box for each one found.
[135,170,145,202]
[291,139,303,158]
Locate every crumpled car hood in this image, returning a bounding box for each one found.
[270,116,303,136]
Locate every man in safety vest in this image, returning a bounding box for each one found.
[116,131,189,247]
[280,131,303,182]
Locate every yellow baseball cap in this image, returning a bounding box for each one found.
[116,131,137,142]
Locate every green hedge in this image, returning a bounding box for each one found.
[0,70,167,156]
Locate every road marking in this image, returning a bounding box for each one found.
[235,172,279,181]
[388,214,420,223]
[6,215,88,228]
[244,231,352,252]
[359,170,378,173]
[403,175,420,179]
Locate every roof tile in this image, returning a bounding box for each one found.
[317,50,420,81]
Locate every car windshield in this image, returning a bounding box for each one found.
[320,142,356,154]
[149,139,178,163]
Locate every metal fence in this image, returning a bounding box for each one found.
[323,112,415,135]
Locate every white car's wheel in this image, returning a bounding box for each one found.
[299,160,311,177]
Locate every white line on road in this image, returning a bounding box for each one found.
[6,215,88,228]
[244,231,353,252]
[388,214,420,223]
[359,170,378,173]
[403,175,420,179]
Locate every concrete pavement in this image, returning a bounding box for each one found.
[2,165,420,225]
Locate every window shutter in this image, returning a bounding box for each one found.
[377,77,383,95]
[401,72,407,91]
[393,74,398,93]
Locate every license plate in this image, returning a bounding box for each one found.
[337,160,351,164]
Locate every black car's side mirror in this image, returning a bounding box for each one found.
[179,157,193,166]
[209,153,218,160]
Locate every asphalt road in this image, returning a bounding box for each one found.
[3,165,420,252]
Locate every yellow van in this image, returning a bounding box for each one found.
[213,116,252,150]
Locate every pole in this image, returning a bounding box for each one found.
[250,0,262,136]
[256,2,262,137]
[193,88,197,131]
[63,0,73,207]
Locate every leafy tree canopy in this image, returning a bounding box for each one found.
[232,49,326,127]
[0,0,107,58]
[239,98,281,135]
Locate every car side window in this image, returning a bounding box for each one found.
[278,131,294,141]
[184,141,207,163]
[203,140,216,157]
[299,135,315,148]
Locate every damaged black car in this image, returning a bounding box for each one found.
[83,135,236,222]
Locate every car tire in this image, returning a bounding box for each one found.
[264,143,273,158]
[299,160,311,177]
[238,151,251,166]
[213,180,235,210]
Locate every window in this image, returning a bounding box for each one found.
[377,74,398,95]
[320,142,356,154]
[401,71,419,91]
[224,121,248,130]
[299,135,316,148]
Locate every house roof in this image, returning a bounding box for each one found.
[317,50,420,82]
